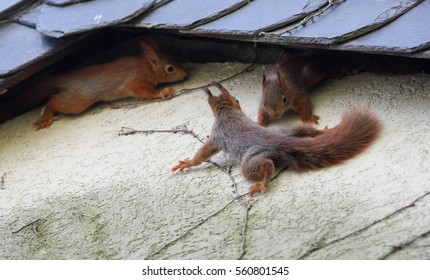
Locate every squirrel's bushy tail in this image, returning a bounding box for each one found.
[0,79,57,123]
[287,109,382,171]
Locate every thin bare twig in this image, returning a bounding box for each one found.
[119,124,252,259]
[118,124,291,259]
[260,0,344,37]
[174,54,258,97]
[285,0,344,34]
[110,45,258,109]
[118,124,204,141]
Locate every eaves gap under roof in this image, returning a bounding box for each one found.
[1,0,430,95]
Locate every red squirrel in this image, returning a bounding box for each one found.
[172,83,381,196]
[1,39,187,129]
[258,51,429,126]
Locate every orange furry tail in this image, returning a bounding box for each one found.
[287,109,382,171]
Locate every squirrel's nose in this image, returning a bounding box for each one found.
[269,110,283,119]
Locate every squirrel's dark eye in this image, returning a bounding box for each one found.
[166,66,175,73]
[282,97,287,104]
[236,99,240,104]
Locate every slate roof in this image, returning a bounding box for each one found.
[1,0,429,95]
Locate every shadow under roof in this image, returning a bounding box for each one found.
[1,0,429,94]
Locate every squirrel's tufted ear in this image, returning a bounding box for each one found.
[204,88,213,97]
[139,38,160,51]
[276,70,286,88]
[140,41,160,70]
[262,66,267,85]
[212,82,230,97]
[206,88,219,114]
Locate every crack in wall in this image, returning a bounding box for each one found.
[0,172,7,189]
[118,125,252,259]
[381,228,430,259]
[298,190,430,259]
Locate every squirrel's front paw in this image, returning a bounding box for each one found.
[257,116,269,127]
[160,87,175,100]
[302,113,320,124]
[172,160,193,172]
[248,182,267,196]
[33,116,58,130]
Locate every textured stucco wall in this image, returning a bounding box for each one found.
[0,62,429,259]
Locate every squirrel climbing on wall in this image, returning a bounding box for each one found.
[0,39,187,129]
[173,83,381,196]
[258,50,429,126]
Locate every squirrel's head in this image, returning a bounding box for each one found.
[140,39,188,84]
[262,66,289,119]
[204,83,241,116]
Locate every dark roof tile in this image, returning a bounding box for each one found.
[44,0,90,7]
[0,0,29,19]
[0,22,75,77]
[1,0,430,94]
[130,0,248,29]
[36,0,155,37]
[189,0,326,36]
[273,0,422,45]
[18,2,42,27]
[342,0,430,54]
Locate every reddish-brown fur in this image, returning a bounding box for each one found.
[259,50,429,126]
[1,39,187,129]
[173,83,381,196]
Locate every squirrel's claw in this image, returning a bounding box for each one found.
[172,160,192,172]
[302,113,320,124]
[248,182,267,196]
[160,87,175,100]
[34,116,58,130]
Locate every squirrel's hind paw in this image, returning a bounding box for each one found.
[248,182,267,196]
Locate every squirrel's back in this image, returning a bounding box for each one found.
[213,107,381,172]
